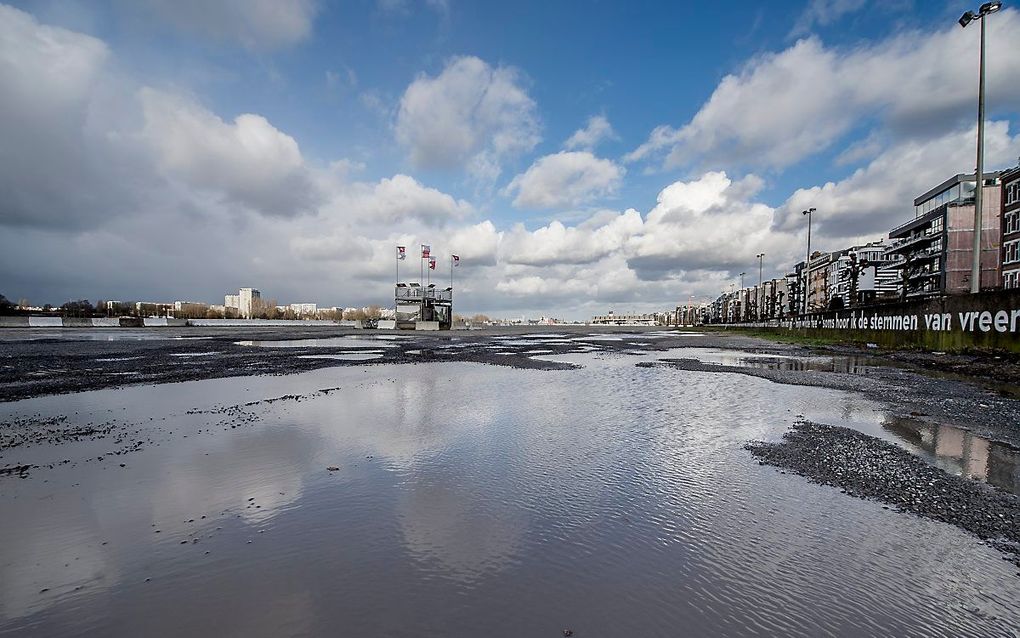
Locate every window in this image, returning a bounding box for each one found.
[1007,182,1020,207]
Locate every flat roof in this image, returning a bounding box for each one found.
[913,172,1001,206]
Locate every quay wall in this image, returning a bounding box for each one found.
[721,289,1020,352]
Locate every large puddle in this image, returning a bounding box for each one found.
[1,351,1019,636]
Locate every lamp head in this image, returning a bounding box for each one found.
[960,10,975,27]
[980,1,1002,15]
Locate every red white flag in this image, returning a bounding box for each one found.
[452,254,460,267]
[397,246,406,260]
[429,256,437,270]
[421,244,431,258]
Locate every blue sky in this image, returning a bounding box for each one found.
[2,0,1019,317]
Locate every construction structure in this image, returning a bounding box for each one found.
[394,283,453,329]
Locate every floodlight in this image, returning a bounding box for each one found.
[979,2,1002,15]
[959,10,975,27]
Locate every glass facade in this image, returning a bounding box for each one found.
[915,181,973,217]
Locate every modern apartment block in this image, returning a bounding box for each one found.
[224,287,261,318]
[1001,165,1020,289]
[885,173,1002,299]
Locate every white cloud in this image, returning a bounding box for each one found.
[395,56,540,181]
[504,151,624,209]
[140,88,319,217]
[626,172,800,279]
[501,210,642,266]
[330,174,474,224]
[137,0,318,50]
[0,4,142,230]
[563,114,616,150]
[789,0,868,38]
[627,10,1020,170]
[775,120,1020,242]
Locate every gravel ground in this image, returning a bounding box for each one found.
[746,421,1020,570]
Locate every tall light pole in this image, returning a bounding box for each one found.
[960,2,1002,293]
[756,253,765,320]
[802,208,815,314]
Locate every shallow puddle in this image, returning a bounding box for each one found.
[1,352,1018,636]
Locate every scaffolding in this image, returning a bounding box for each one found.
[395,283,453,329]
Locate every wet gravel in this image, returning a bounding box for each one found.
[0,326,789,403]
[747,421,1020,570]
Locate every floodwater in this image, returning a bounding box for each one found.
[2,349,1020,637]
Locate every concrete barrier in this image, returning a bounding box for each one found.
[0,316,30,327]
[91,318,121,327]
[187,319,342,327]
[377,320,397,330]
[143,318,187,327]
[28,316,63,327]
[415,321,440,331]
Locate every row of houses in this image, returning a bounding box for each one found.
[680,165,1020,324]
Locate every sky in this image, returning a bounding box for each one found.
[1,0,1019,319]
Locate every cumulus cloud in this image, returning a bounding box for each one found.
[626,172,800,280]
[563,114,616,150]
[504,151,624,209]
[330,174,474,224]
[137,0,318,50]
[501,210,641,266]
[395,56,540,181]
[140,88,320,217]
[775,121,1020,241]
[0,4,125,229]
[627,10,1020,170]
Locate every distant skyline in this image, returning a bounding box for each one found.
[1,0,1019,319]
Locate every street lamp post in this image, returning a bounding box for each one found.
[802,208,815,314]
[960,2,1002,293]
[756,252,765,319]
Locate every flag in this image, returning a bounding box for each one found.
[429,256,437,270]
[421,244,431,258]
[397,246,406,260]
[452,254,460,267]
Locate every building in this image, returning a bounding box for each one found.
[591,311,660,326]
[288,303,317,316]
[805,251,835,312]
[827,240,900,308]
[886,173,1002,299]
[173,301,210,318]
[224,288,261,319]
[1001,165,1020,289]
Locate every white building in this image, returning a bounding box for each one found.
[224,288,261,318]
[827,241,900,308]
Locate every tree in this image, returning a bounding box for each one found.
[365,305,382,320]
[0,294,14,315]
[60,299,94,318]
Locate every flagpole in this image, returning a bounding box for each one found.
[395,246,399,321]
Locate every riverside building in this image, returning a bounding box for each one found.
[885,173,1002,299]
[1002,165,1020,289]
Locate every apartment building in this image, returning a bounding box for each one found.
[886,173,1002,299]
[1001,165,1020,288]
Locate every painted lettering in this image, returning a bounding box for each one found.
[979,311,992,332]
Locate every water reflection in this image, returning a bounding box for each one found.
[1,355,1019,636]
[883,416,1020,495]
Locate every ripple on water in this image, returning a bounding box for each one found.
[0,352,1018,637]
